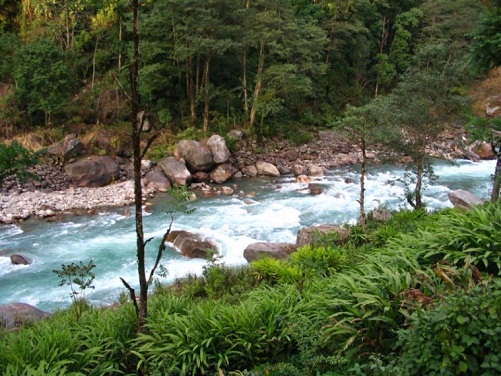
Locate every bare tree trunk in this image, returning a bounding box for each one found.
[186,58,196,124]
[91,36,99,92]
[359,138,366,229]
[130,0,148,334]
[491,153,501,201]
[249,42,265,130]
[414,154,424,210]
[203,54,211,132]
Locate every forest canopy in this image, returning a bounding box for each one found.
[0,0,497,140]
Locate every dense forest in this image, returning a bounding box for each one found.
[1,1,501,375]
[0,0,499,140]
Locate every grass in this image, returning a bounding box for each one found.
[1,204,500,375]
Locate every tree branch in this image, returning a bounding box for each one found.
[120,277,139,316]
[147,213,175,285]
[140,131,162,160]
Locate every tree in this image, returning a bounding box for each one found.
[13,38,71,126]
[244,0,327,137]
[0,141,46,184]
[467,116,501,201]
[386,44,469,209]
[468,7,501,74]
[335,98,390,228]
[119,0,193,336]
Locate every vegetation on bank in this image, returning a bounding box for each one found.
[1,202,501,375]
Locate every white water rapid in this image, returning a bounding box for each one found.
[0,159,496,312]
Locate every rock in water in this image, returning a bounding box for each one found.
[10,254,31,265]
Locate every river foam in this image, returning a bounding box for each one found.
[0,159,496,312]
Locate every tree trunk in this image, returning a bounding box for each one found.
[249,41,265,130]
[414,154,424,210]
[130,0,148,334]
[359,137,366,229]
[186,57,196,125]
[491,153,501,201]
[203,54,211,132]
[91,35,99,92]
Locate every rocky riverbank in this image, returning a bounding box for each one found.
[0,128,492,224]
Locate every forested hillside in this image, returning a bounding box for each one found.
[0,0,498,142]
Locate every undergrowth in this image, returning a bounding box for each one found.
[1,203,500,375]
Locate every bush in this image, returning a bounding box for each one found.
[395,281,501,375]
[387,202,501,274]
[290,245,348,278]
[250,257,301,285]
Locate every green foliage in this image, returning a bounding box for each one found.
[250,257,302,285]
[0,141,46,184]
[290,245,348,278]
[468,7,501,74]
[135,285,300,375]
[0,304,137,375]
[388,202,501,275]
[12,38,71,125]
[395,281,501,375]
[53,260,96,302]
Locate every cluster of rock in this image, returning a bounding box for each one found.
[0,123,496,224]
[0,181,135,224]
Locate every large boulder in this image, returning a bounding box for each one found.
[210,162,238,184]
[158,157,191,186]
[64,156,119,187]
[206,135,231,163]
[308,164,324,177]
[10,254,31,265]
[174,140,214,172]
[256,160,280,177]
[243,242,296,263]
[166,230,218,259]
[143,168,171,192]
[474,143,496,160]
[0,303,50,328]
[296,224,351,247]
[48,134,84,161]
[448,190,484,209]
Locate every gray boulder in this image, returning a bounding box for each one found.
[207,135,231,164]
[143,169,171,192]
[448,190,484,209]
[296,224,351,247]
[10,254,31,265]
[174,140,214,172]
[256,160,280,177]
[243,242,296,263]
[0,303,50,328]
[166,230,218,259]
[308,164,324,177]
[210,163,238,184]
[64,156,119,187]
[308,183,324,195]
[48,134,84,161]
[158,157,191,186]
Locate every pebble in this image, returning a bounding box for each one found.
[0,181,137,224]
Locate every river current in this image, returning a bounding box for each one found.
[0,159,496,312]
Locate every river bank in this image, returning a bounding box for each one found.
[0,128,487,224]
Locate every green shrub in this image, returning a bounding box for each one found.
[136,285,300,375]
[387,202,501,274]
[0,304,137,375]
[250,257,301,285]
[290,245,348,278]
[395,281,501,375]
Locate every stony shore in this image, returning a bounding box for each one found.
[0,181,136,224]
[0,128,485,225]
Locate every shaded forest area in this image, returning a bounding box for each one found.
[0,0,499,143]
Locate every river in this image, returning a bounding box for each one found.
[0,159,495,312]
